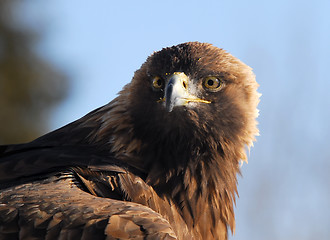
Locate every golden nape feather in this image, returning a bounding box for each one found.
[0,42,259,240]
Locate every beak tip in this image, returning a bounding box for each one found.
[165,101,174,112]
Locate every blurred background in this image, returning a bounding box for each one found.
[0,0,329,239]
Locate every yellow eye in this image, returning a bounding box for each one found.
[203,76,223,91]
[152,76,163,89]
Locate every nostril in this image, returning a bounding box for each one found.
[183,81,187,89]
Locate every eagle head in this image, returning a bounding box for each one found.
[126,42,259,166]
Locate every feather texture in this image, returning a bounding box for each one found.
[0,42,259,239]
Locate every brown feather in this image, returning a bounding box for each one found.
[0,42,259,239]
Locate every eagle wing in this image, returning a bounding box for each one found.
[0,170,177,240]
[0,124,179,240]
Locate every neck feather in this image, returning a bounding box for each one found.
[80,89,254,236]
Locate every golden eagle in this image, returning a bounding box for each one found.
[0,42,259,240]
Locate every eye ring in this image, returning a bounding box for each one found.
[152,76,163,90]
[203,76,223,92]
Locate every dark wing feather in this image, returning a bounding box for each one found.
[0,171,177,240]
[0,131,184,239]
[0,114,132,186]
[0,144,121,186]
[0,120,174,239]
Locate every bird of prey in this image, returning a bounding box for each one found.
[0,42,260,240]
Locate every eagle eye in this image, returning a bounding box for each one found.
[203,76,223,92]
[152,76,163,90]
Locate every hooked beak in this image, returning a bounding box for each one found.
[162,72,211,112]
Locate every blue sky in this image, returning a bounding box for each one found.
[21,0,330,239]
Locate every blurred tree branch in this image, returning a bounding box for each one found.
[0,0,68,144]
